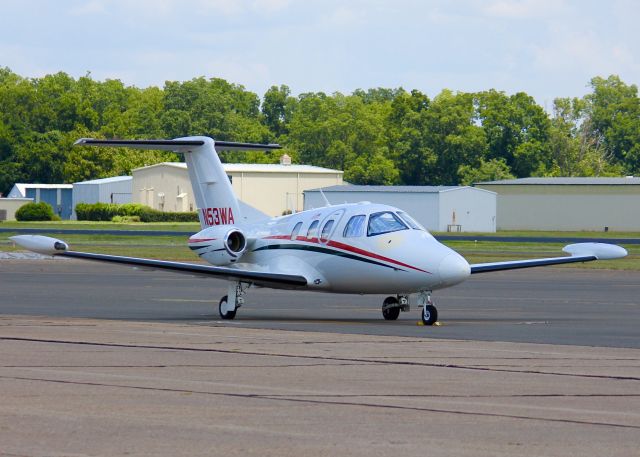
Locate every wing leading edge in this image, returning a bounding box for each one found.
[9,235,307,289]
[469,242,628,274]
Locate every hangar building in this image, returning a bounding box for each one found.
[304,185,497,232]
[0,197,33,221]
[132,161,343,216]
[475,177,640,231]
[72,176,132,218]
[7,183,73,219]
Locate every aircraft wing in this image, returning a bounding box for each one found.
[10,235,307,289]
[469,242,628,274]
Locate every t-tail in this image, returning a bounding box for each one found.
[74,137,281,228]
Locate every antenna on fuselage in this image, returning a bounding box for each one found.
[319,188,332,207]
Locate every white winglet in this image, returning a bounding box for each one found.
[10,235,68,255]
[563,242,628,260]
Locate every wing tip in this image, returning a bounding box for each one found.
[563,242,628,260]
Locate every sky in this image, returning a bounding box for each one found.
[1,0,639,107]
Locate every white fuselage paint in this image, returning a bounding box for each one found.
[190,202,471,295]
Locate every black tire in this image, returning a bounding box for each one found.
[382,296,400,321]
[219,295,237,320]
[421,304,438,326]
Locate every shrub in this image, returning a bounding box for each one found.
[75,202,198,222]
[112,215,141,223]
[138,207,198,222]
[15,202,55,221]
[117,203,146,217]
[75,202,119,221]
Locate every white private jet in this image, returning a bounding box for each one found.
[11,137,628,325]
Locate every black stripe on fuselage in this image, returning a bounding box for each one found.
[252,243,406,271]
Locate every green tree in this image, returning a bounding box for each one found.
[262,85,296,137]
[547,97,623,176]
[288,92,398,184]
[458,158,515,185]
[424,90,487,184]
[584,75,640,173]
[475,90,551,177]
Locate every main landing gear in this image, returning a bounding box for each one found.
[381,295,410,321]
[219,282,250,320]
[381,291,438,326]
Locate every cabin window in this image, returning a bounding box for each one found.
[397,211,425,230]
[343,215,366,238]
[320,220,335,243]
[367,211,408,237]
[307,220,319,239]
[290,221,303,240]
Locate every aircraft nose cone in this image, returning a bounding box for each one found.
[438,253,471,287]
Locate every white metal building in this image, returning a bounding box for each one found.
[7,183,74,219]
[132,161,343,216]
[0,198,33,221]
[72,176,133,218]
[304,185,497,232]
[476,177,640,231]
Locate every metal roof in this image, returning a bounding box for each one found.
[73,176,132,185]
[477,177,640,185]
[133,162,343,174]
[306,185,467,193]
[12,183,73,190]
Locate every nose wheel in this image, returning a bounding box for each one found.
[421,304,438,325]
[420,291,438,325]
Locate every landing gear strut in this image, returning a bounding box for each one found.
[219,282,250,320]
[381,295,410,321]
[418,291,438,326]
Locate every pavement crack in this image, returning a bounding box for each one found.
[2,336,639,382]
[1,374,638,431]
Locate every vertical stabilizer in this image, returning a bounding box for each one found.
[74,136,281,229]
[180,136,240,228]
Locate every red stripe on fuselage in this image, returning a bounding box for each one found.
[188,238,217,243]
[326,240,430,274]
[261,235,430,274]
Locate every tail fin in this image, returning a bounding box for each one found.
[75,137,281,228]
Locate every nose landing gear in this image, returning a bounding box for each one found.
[419,291,438,325]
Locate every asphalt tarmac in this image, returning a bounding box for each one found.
[2,258,639,456]
[1,259,638,348]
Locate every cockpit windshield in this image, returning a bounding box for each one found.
[396,211,425,231]
[367,211,408,237]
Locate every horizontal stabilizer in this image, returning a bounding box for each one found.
[74,137,281,152]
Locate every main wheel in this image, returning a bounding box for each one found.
[382,296,400,321]
[219,295,237,320]
[421,304,438,326]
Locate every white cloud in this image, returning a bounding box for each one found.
[482,0,568,18]
[68,0,106,16]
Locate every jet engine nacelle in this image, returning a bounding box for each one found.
[188,226,247,266]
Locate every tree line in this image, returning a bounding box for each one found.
[1,67,639,196]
